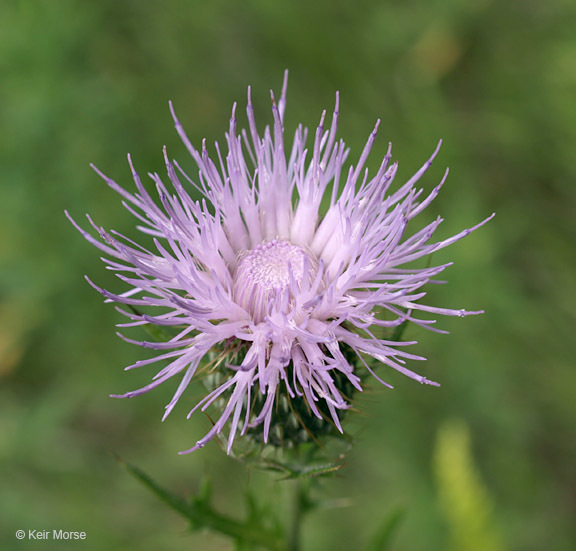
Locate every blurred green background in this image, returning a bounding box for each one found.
[1,0,575,549]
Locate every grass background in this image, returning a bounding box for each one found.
[1,0,575,549]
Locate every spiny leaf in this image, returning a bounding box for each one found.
[117,456,285,550]
[116,455,193,519]
[258,458,345,480]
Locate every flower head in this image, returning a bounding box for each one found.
[68,72,493,454]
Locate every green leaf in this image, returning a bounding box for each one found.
[257,458,345,480]
[116,455,195,520]
[365,508,405,551]
[434,420,505,551]
[117,456,285,550]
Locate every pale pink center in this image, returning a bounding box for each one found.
[233,240,312,322]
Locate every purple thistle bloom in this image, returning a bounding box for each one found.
[68,72,493,454]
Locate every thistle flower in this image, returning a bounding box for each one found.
[68,72,493,454]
